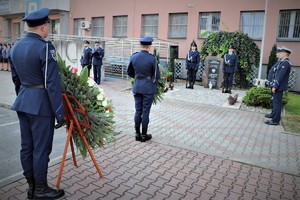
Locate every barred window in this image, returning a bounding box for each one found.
[113,16,128,38]
[199,12,220,37]
[240,11,264,40]
[74,18,84,36]
[168,13,188,39]
[278,10,300,40]
[92,17,104,37]
[141,14,158,38]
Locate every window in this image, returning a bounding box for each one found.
[199,12,220,37]
[92,17,104,37]
[113,16,127,38]
[50,20,60,34]
[168,13,187,39]
[74,18,84,36]
[240,11,264,39]
[141,14,158,37]
[278,10,300,40]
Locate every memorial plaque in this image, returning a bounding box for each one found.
[208,60,220,88]
[202,56,223,89]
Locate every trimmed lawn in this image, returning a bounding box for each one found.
[282,93,300,134]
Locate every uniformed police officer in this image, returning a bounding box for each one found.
[80,40,92,76]
[9,8,65,199]
[127,36,160,142]
[265,47,282,119]
[265,46,292,125]
[92,41,104,85]
[223,44,238,94]
[186,41,200,89]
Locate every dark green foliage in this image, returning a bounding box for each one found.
[200,31,260,88]
[168,48,175,82]
[266,44,277,78]
[242,87,288,109]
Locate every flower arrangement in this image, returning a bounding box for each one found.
[58,54,115,159]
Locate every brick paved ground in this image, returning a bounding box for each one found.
[1,77,300,200]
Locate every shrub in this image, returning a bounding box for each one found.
[242,87,288,109]
[200,31,260,88]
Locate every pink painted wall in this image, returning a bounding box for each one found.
[69,0,300,65]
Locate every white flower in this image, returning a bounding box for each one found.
[87,78,95,87]
[98,88,104,94]
[97,94,104,101]
[102,100,108,107]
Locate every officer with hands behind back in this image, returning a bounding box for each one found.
[265,46,292,126]
[222,44,238,94]
[186,41,200,89]
[9,8,65,200]
[127,36,160,142]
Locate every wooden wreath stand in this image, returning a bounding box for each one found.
[56,93,103,188]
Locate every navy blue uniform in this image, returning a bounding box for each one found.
[223,52,238,92]
[186,50,200,88]
[9,32,64,181]
[80,47,92,76]
[92,46,104,84]
[271,58,291,123]
[127,50,160,129]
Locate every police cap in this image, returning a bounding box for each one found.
[278,46,292,55]
[95,41,100,46]
[22,8,50,27]
[191,41,197,47]
[83,40,90,44]
[139,36,153,45]
[228,44,234,49]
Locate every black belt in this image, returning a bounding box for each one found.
[22,84,45,89]
[135,76,152,80]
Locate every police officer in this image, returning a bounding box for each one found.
[265,47,282,119]
[80,40,92,76]
[9,8,65,199]
[223,44,238,94]
[92,41,104,85]
[265,46,292,125]
[186,41,200,89]
[127,36,160,142]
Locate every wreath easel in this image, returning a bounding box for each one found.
[56,93,103,188]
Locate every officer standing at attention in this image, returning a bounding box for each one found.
[9,8,65,199]
[80,40,92,76]
[265,46,292,125]
[92,41,104,85]
[127,36,160,142]
[186,41,200,89]
[265,47,282,119]
[223,44,238,94]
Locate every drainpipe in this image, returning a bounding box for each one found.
[258,0,268,79]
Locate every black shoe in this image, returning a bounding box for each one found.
[141,134,152,142]
[135,135,141,141]
[141,127,152,142]
[26,177,35,200]
[264,120,279,125]
[34,181,64,199]
[265,113,273,118]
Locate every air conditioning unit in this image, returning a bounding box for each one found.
[80,21,90,29]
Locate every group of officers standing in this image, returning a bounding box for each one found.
[0,43,12,71]
[185,41,238,94]
[5,6,292,200]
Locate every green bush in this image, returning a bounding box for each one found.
[242,87,288,109]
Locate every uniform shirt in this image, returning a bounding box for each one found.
[92,47,104,65]
[186,50,200,70]
[267,60,280,82]
[9,32,64,122]
[127,50,160,94]
[273,58,291,91]
[223,52,238,73]
[80,47,92,66]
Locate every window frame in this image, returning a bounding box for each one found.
[240,11,265,40]
[198,12,221,38]
[277,9,300,41]
[113,15,128,38]
[168,13,188,39]
[141,14,159,38]
[92,16,105,37]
